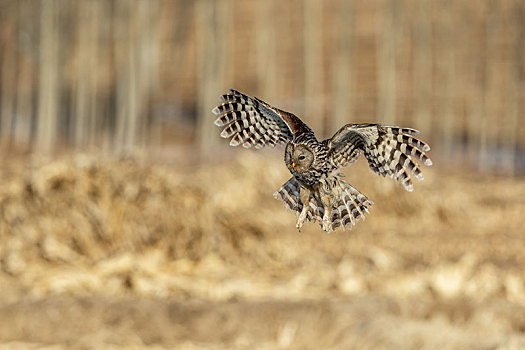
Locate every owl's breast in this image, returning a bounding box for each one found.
[293,170,321,188]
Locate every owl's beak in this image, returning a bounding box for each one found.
[292,162,296,169]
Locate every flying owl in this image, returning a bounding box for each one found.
[212,89,432,232]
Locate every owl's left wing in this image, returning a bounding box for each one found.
[213,89,312,149]
[324,123,432,192]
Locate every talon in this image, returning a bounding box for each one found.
[322,219,332,233]
[296,211,307,231]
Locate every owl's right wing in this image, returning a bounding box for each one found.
[325,123,432,192]
[212,89,312,149]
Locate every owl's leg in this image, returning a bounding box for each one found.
[296,187,311,231]
[320,191,335,232]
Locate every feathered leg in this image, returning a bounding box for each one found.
[296,187,311,230]
[319,189,335,232]
[272,177,312,231]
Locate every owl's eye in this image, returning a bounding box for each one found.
[298,155,306,161]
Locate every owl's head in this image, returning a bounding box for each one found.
[285,144,314,173]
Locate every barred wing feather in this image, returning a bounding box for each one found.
[325,123,433,192]
[212,89,311,149]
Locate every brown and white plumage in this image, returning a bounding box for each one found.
[212,89,310,148]
[213,89,432,232]
[324,123,432,192]
[273,173,373,231]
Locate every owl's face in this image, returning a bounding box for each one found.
[285,143,314,173]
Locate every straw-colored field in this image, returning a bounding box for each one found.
[0,153,524,349]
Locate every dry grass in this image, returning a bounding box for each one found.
[0,152,524,349]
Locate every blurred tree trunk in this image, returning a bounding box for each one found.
[98,0,113,151]
[256,0,276,99]
[136,0,161,149]
[196,0,227,156]
[36,0,60,154]
[413,0,432,134]
[303,0,324,134]
[72,0,99,148]
[441,0,457,160]
[478,1,500,171]
[333,0,354,129]
[0,2,17,147]
[377,0,397,125]
[502,0,524,174]
[13,0,35,149]
[87,0,102,148]
[397,5,412,127]
[114,0,136,152]
[467,10,483,166]
[14,63,33,149]
[113,0,159,153]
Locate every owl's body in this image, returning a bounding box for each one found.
[213,89,432,232]
[284,132,331,187]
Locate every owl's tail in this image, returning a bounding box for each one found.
[324,176,373,231]
[273,175,373,232]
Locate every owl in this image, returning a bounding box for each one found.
[212,89,432,232]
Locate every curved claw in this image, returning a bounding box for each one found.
[321,215,333,233]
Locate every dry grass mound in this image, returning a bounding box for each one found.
[0,152,523,348]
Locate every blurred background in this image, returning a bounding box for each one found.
[0,0,524,349]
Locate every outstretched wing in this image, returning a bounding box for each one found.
[325,123,432,192]
[212,89,311,149]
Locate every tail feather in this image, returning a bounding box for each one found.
[273,175,373,232]
[329,177,373,231]
[273,177,303,212]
